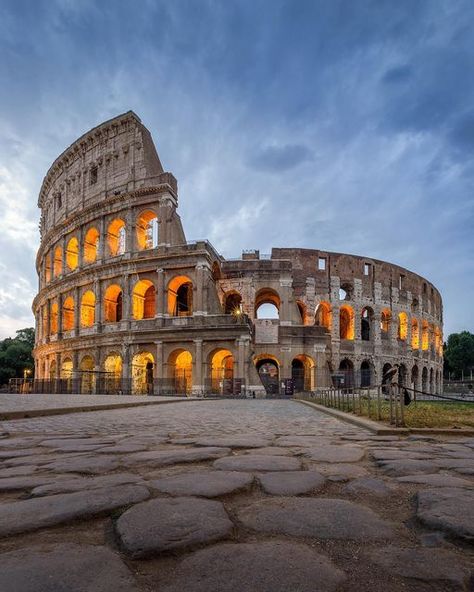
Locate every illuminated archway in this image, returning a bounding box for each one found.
[132,280,156,320]
[49,359,57,379]
[62,296,74,331]
[209,349,234,393]
[66,237,79,271]
[107,219,126,256]
[255,288,280,319]
[224,291,242,315]
[132,351,155,395]
[315,301,331,330]
[79,355,95,394]
[380,309,391,336]
[421,320,429,350]
[61,358,73,379]
[411,318,419,349]
[254,354,280,395]
[50,302,58,334]
[53,246,62,277]
[398,312,408,341]
[136,210,159,250]
[339,305,354,340]
[291,354,315,391]
[168,349,193,394]
[84,227,99,263]
[361,307,374,341]
[80,291,95,327]
[434,326,442,356]
[168,276,193,316]
[103,353,122,394]
[104,284,123,322]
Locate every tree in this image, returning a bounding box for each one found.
[444,331,474,379]
[0,328,35,386]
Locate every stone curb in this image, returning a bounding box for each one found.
[0,397,209,421]
[294,399,474,436]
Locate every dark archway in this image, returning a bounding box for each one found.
[256,358,279,395]
[338,359,354,388]
[360,361,371,387]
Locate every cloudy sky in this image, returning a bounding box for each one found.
[0,0,473,339]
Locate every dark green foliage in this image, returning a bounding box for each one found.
[444,331,474,379]
[0,328,35,386]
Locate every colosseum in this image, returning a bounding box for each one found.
[32,111,444,396]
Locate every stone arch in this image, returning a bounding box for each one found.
[421,320,429,350]
[411,364,419,391]
[50,301,59,334]
[361,307,374,341]
[339,305,354,340]
[296,301,307,325]
[168,349,193,394]
[315,301,331,330]
[61,357,73,379]
[168,275,193,316]
[84,227,100,263]
[224,291,242,315]
[398,312,408,341]
[107,218,126,256]
[360,360,373,387]
[132,279,156,320]
[66,237,79,271]
[255,288,280,320]
[132,351,155,395]
[53,245,62,277]
[421,366,428,393]
[49,359,57,380]
[399,363,408,387]
[104,284,123,322]
[380,309,391,337]
[80,290,95,327]
[103,352,123,394]
[254,354,280,395]
[209,348,234,394]
[79,354,95,394]
[338,358,354,388]
[411,318,419,349]
[291,354,315,391]
[429,367,434,394]
[62,296,74,331]
[136,209,159,250]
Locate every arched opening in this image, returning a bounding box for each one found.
[380,309,391,338]
[398,312,408,341]
[429,367,434,394]
[382,363,392,386]
[411,365,419,391]
[45,253,52,283]
[296,301,306,325]
[61,358,73,379]
[132,280,156,320]
[62,296,74,332]
[315,301,331,330]
[168,276,193,316]
[66,237,79,271]
[224,291,242,315]
[53,246,62,277]
[50,302,58,335]
[168,349,193,394]
[360,360,372,387]
[104,285,123,323]
[361,307,373,341]
[107,219,126,256]
[421,367,428,393]
[411,318,419,349]
[103,353,122,393]
[79,355,95,394]
[421,320,429,350]
[339,305,354,340]
[255,289,280,320]
[136,210,159,250]
[399,363,407,386]
[84,227,100,263]
[291,354,315,392]
[132,351,155,395]
[255,356,280,395]
[338,359,354,388]
[209,349,234,394]
[49,360,57,380]
[434,326,442,356]
[80,291,95,327]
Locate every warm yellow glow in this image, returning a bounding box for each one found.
[434,326,442,355]
[210,349,234,385]
[104,353,122,378]
[50,302,59,334]
[168,349,193,393]
[80,355,95,393]
[132,280,156,319]
[66,237,79,270]
[104,284,123,322]
[62,296,74,331]
[380,309,391,333]
[49,360,57,379]
[398,312,408,341]
[224,291,242,315]
[84,227,99,263]
[45,252,52,283]
[61,358,73,379]
[136,210,159,250]
[132,351,155,394]
[315,301,332,330]
[168,275,193,316]
[107,219,126,256]
[80,290,95,327]
[421,320,429,350]
[293,354,316,390]
[53,246,62,277]
[339,304,354,340]
[411,318,419,349]
[42,307,49,337]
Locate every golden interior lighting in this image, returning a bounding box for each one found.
[80,290,95,327]
[53,246,63,277]
[45,252,52,282]
[61,358,73,379]
[104,353,122,378]
[107,219,126,256]
[104,284,123,322]
[210,349,234,384]
[168,276,193,316]
[411,318,419,349]
[421,320,429,350]
[132,280,156,319]
[80,355,95,393]
[62,296,75,331]
[136,210,159,250]
[132,351,155,394]
[50,302,59,334]
[398,312,408,341]
[84,227,99,263]
[380,309,391,333]
[339,304,355,340]
[66,237,79,270]
[315,301,331,330]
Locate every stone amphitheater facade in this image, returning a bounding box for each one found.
[32,111,443,396]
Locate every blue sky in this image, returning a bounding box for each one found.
[0,0,473,339]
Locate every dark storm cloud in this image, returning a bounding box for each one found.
[0,0,473,337]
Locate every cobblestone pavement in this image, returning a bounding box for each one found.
[0,400,473,591]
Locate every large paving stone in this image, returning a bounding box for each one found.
[0,543,140,591]
[238,497,394,540]
[397,473,473,488]
[343,477,393,497]
[0,484,150,537]
[246,446,295,456]
[31,473,145,497]
[258,471,325,495]
[377,459,441,476]
[123,447,231,468]
[0,475,61,491]
[371,449,430,461]
[161,541,346,592]
[193,436,271,448]
[417,488,474,540]
[275,436,330,447]
[40,438,116,449]
[304,445,364,463]
[310,463,369,481]
[43,455,120,474]
[368,546,472,590]
[0,465,38,478]
[148,470,253,497]
[115,497,233,557]
[0,448,50,459]
[214,454,301,472]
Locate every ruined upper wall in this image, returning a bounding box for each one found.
[38,111,176,237]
